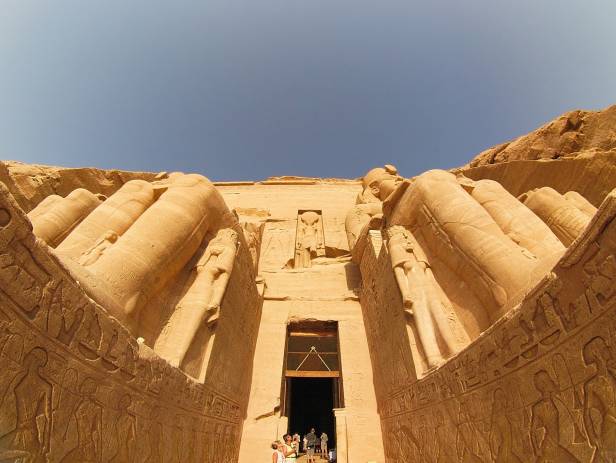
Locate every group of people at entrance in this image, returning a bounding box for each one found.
[271,428,329,462]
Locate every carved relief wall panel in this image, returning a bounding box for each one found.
[368,190,616,462]
[0,182,260,463]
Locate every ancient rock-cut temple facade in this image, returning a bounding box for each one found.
[1,104,616,462]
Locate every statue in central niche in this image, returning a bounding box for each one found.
[387,225,459,368]
[294,210,325,268]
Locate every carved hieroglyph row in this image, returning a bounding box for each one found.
[0,183,247,462]
[372,192,616,462]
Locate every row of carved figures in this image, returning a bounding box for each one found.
[25,173,240,371]
[384,331,616,463]
[347,166,597,370]
[0,341,238,462]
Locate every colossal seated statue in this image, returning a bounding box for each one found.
[520,186,594,245]
[564,190,597,218]
[56,179,157,261]
[385,169,566,325]
[54,173,233,335]
[28,188,103,247]
[155,228,239,369]
[456,177,565,260]
[27,193,63,221]
[345,165,402,258]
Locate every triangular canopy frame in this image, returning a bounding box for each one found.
[294,345,332,372]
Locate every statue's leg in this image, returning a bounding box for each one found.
[422,268,460,355]
[399,170,541,320]
[86,174,227,328]
[468,179,564,260]
[31,189,102,247]
[408,266,445,368]
[57,180,155,260]
[522,187,592,246]
[155,269,216,367]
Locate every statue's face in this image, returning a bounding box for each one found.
[370,174,402,201]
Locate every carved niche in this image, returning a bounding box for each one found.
[293,210,326,268]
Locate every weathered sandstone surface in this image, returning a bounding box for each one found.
[0,160,158,212]
[469,104,616,167]
[462,105,616,207]
[0,104,615,463]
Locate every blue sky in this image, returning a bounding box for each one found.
[1,1,615,181]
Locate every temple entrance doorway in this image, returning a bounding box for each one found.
[282,321,342,453]
[287,378,337,450]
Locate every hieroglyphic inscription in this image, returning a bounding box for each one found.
[0,183,254,462]
[375,198,616,462]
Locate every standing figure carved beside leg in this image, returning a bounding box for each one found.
[154,228,238,368]
[387,225,459,368]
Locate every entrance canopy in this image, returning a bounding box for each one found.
[285,321,340,377]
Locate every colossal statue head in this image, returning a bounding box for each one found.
[362,164,403,202]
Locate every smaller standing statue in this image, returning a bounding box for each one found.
[154,228,239,369]
[294,211,325,268]
[386,226,459,368]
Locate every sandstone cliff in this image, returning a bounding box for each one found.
[468,104,616,167]
[461,104,616,206]
[0,160,158,212]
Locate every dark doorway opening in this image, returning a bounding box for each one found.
[288,377,336,450]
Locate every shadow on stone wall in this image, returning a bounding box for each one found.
[359,188,616,462]
[0,182,262,462]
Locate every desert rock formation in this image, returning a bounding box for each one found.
[469,104,616,167]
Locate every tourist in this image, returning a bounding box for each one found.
[320,432,328,458]
[271,441,284,463]
[282,434,297,462]
[305,428,317,463]
[292,433,300,454]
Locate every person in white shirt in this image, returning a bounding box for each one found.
[292,434,300,454]
[282,434,297,462]
[271,441,284,463]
